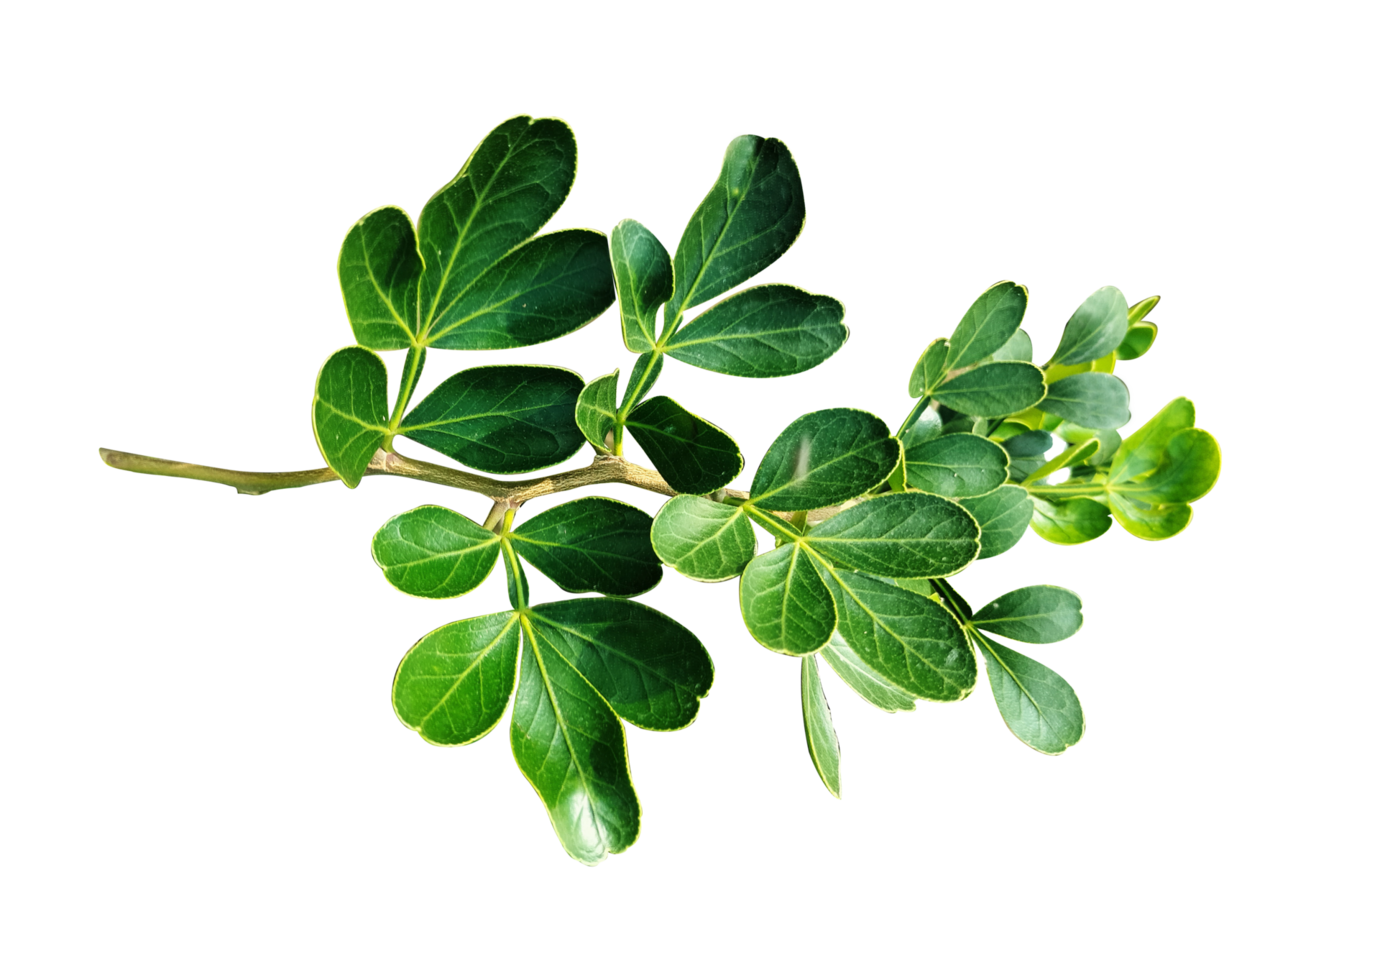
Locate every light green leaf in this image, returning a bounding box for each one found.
[625,396,742,494]
[666,135,805,328]
[945,281,1028,370]
[393,611,521,745]
[509,497,661,597]
[991,327,1034,363]
[807,492,981,579]
[372,505,500,599]
[575,369,619,452]
[311,346,388,488]
[801,655,841,798]
[400,364,584,474]
[1029,496,1112,545]
[1116,323,1157,360]
[961,485,1034,559]
[1108,397,1196,484]
[1105,495,1193,541]
[610,219,672,353]
[1115,428,1220,504]
[903,433,1009,498]
[972,586,1083,644]
[1050,285,1129,366]
[423,229,615,350]
[908,338,949,398]
[750,408,899,511]
[337,206,422,350]
[510,621,638,865]
[1023,437,1100,486]
[417,116,576,338]
[525,598,712,731]
[650,495,757,583]
[817,633,916,713]
[665,285,847,378]
[739,543,835,655]
[973,632,1084,754]
[502,537,530,610]
[932,361,1046,417]
[1040,373,1131,430]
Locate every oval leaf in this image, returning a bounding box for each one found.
[801,655,841,798]
[932,362,1046,418]
[904,433,1009,498]
[961,485,1034,559]
[991,327,1034,363]
[1041,373,1131,430]
[575,369,619,452]
[1051,285,1129,366]
[739,543,835,655]
[1116,322,1157,360]
[750,408,899,511]
[1109,397,1196,484]
[610,219,672,353]
[393,611,521,745]
[974,632,1084,754]
[338,205,422,350]
[509,497,661,597]
[972,585,1083,644]
[625,396,743,495]
[817,633,916,713]
[945,281,1028,371]
[807,492,980,579]
[908,338,949,398]
[311,346,388,489]
[1029,496,1113,545]
[665,284,848,378]
[651,495,757,583]
[372,505,501,599]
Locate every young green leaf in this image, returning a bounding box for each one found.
[337,206,423,350]
[510,624,639,865]
[610,219,672,353]
[650,495,757,583]
[973,631,1084,754]
[931,361,1046,417]
[311,346,389,488]
[666,135,805,328]
[739,543,836,655]
[1105,495,1193,541]
[1022,437,1100,486]
[971,586,1083,644]
[401,364,585,473]
[903,432,1009,498]
[665,285,847,378]
[1116,428,1220,504]
[801,655,841,798]
[1108,397,1198,484]
[806,492,980,579]
[525,598,712,731]
[1116,323,1157,360]
[817,633,916,713]
[1050,285,1129,366]
[749,408,898,511]
[1029,496,1113,545]
[372,505,501,598]
[945,281,1028,371]
[990,327,1034,362]
[961,485,1034,559]
[392,611,521,745]
[509,497,661,597]
[1040,373,1131,430]
[625,396,743,494]
[908,338,949,398]
[575,369,619,452]
[1126,295,1160,324]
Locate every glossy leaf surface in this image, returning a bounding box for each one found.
[1051,286,1129,366]
[974,632,1084,754]
[1117,323,1157,360]
[908,338,949,398]
[610,219,672,353]
[739,543,835,655]
[962,485,1034,559]
[509,498,661,597]
[666,285,847,378]
[1041,373,1131,430]
[372,505,500,598]
[393,611,521,745]
[311,346,388,488]
[931,362,1046,417]
[625,396,742,494]
[801,655,841,798]
[750,409,898,511]
[945,281,1028,370]
[1108,397,1197,484]
[903,433,1008,498]
[972,586,1083,644]
[575,369,618,452]
[402,364,584,473]
[1030,496,1112,545]
[807,493,980,579]
[817,633,916,713]
[650,495,756,583]
[338,206,423,350]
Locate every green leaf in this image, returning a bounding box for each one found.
[817,566,974,702]
[806,492,980,579]
[665,285,847,378]
[393,611,521,745]
[1050,286,1129,366]
[510,621,638,865]
[973,632,1084,754]
[509,497,661,597]
[337,206,423,350]
[961,485,1034,559]
[525,598,712,731]
[311,346,388,488]
[739,543,835,655]
[575,369,619,452]
[502,536,530,609]
[1023,437,1100,486]
[1105,495,1193,541]
[1116,323,1157,360]
[417,116,577,339]
[991,327,1034,363]
[625,396,742,494]
[801,655,841,798]
[650,495,757,583]
[1108,397,1197,484]
[908,338,949,398]
[1126,295,1160,324]
[422,229,615,350]
[899,399,943,447]
[1029,496,1112,545]
[1003,428,1054,482]
[1103,400,1219,541]
[903,433,1008,498]
[1040,373,1131,430]
[666,135,805,328]
[945,281,1028,370]
[931,362,1046,417]
[817,633,916,713]
[610,219,672,353]
[750,408,898,511]
[618,351,664,414]
[372,505,501,598]
[400,364,584,474]
[972,586,1083,644]
[1115,428,1220,504]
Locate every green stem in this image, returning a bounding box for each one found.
[383,344,426,450]
[613,350,663,454]
[929,577,971,624]
[895,396,930,439]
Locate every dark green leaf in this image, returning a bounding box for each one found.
[991,327,1034,362]
[899,400,943,446]
[1116,323,1157,360]
[807,493,980,579]
[961,485,1034,559]
[401,364,584,473]
[575,369,619,453]
[750,408,898,511]
[509,497,661,597]
[372,505,501,598]
[610,219,672,354]
[625,396,742,494]
[932,362,1046,417]
[311,346,388,488]
[393,611,521,745]
[972,586,1083,644]
[973,632,1084,754]
[1050,285,1129,366]
[1041,373,1131,430]
[801,655,841,797]
[904,433,1008,498]
[650,495,757,583]
[1029,496,1112,545]
[337,206,423,350]
[618,351,664,413]
[665,285,847,378]
[1002,429,1054,457]
[945,281,1028,370]
[817,633,916,713]
[908,338,949,398]
[739,543,835,655]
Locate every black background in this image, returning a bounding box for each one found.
[91,95,1236,888]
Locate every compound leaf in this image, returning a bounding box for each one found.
[650,495,757,583]
[932,361,1046,418]
[961,485,1034,559]
[739,543,835,655]
[337,205,422,350]
[817,633,916,713]
[1041,372,1131,430]
[945,281,1028,370]
[509,497,661,597]
[625,396,742,494]
[575,369,619,452]
[972,586,1083,644]
[750,408,898,511]
[401,364,584,473]
[973,632,1084,754]
[1029,496,1112,545]
[801,655,841,798]
[807,493,980,579]
[610,219,672,353]
[393,611,521,745]
[666,284,847,378]
[311,346,388,488]
[1050,285,1129,366]
[904,432,1008,498]
[372,505,501,598]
